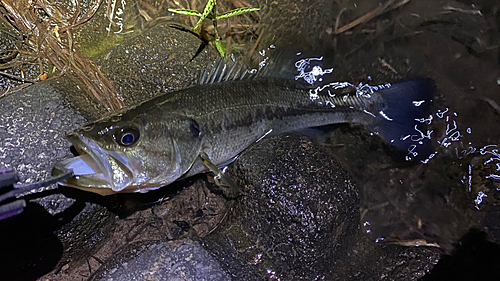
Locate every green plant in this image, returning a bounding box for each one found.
[168,0,259,56]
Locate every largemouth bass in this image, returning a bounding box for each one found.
[53,58,433,195]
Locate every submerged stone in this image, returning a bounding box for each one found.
[203,133,441,280]
[204,133,359,279]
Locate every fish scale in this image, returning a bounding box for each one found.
[53,66,433,194]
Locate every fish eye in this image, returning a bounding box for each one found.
[115,127,140,146]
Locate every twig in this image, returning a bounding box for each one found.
[60,0,103,32]
[0,70,35,83]
[335,0,410,35]
[0,50,18,63]
[247,27,263,61]
[333,8,347,50]
[0,83,31,98]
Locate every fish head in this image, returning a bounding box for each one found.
[53,111,203,195]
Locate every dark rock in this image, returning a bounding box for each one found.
[89,239,231,281]
[227,133,359,279]
[0,82,87,185]
[95,22,219,107]
[203,133,441,280]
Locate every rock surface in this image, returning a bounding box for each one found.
[204,133,441,280]
[89,239,231,281]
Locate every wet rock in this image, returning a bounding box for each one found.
[95,22,219,107]
[0,82,86,186]
[231,133,358,279]
[42,178,230,280]
[0,79,88,219]
[0,16,218,281]
[51,23,218,119]
[89,239,230,281]
[203,133,441,280]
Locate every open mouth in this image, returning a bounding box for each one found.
[52,133,133,192]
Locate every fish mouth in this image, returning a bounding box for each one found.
[52,133,134,193]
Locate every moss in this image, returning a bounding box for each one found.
[79,35,126,59]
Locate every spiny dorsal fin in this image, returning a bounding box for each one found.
[199,56,257,85]
[198,48,333,87]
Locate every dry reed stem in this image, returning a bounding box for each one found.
[0,0,124,110]
[335,0,410,35]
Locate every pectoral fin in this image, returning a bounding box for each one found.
[199,151,242,199]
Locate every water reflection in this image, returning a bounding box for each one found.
[259,48,499,250]
[417,104,500,209]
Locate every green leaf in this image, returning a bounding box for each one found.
[214,39,226,57]
[194,0,216,31]
[167,8,202,17]
[217,7,260,20]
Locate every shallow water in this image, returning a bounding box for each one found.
[259,0,500,251]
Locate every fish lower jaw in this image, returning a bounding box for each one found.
[52,153,118,191]
[73,182,164,195]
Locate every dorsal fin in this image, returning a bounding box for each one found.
[199,56,257,85]
[198,48,334,87]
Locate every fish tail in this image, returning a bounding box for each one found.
[368,79,435,157]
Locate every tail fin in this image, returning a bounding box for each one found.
[368,79,435,158]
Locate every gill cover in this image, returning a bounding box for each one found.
[142,115,205,188]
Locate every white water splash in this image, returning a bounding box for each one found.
[294,57,333,85]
